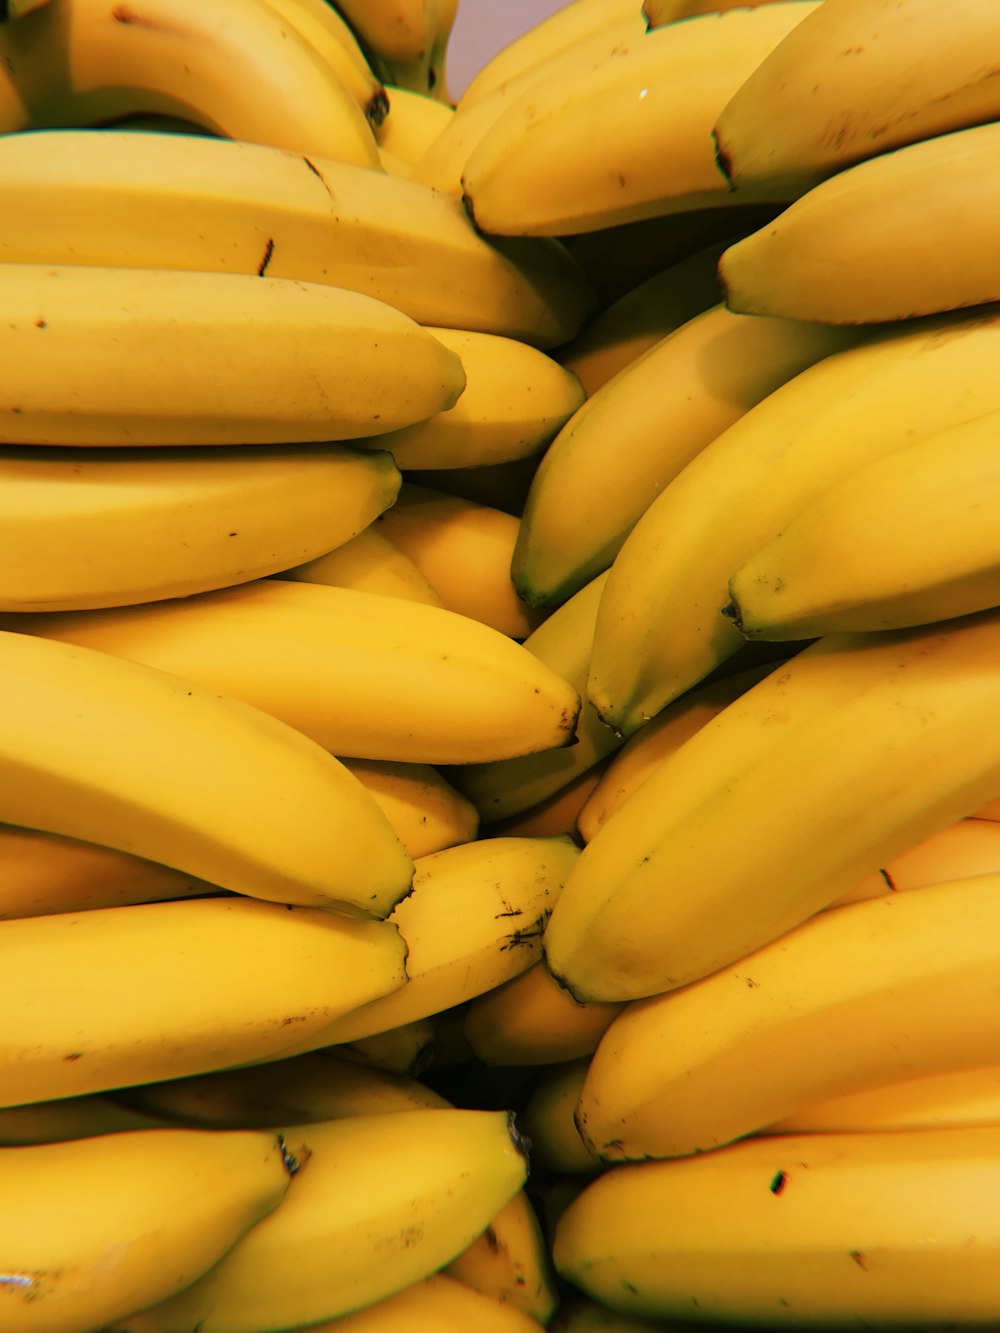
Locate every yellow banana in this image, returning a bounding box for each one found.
[312,834,581,1046]
[714,0,1000,196]
[0,628,413,913]
[770,1064,1000,1135]
[374,483,548,639]
[555,239,729,397]
[0,895,406,1107]
[340,758,479,858]
[0,262,465,447]
[0,1094,172,1145]
[116,1049,449,1129]
[460,4,819,237]
[281,525,445,607]
[975,797,1000,822]
[330,0,438,87]
[444,1190,559,1326]
[547,610,1000,1004]
[513,305,855,608]
[0,442,399,611]
[0,578,580,765]
[588,305,1000,735]
[829,815,1000,908]
[721,122,1000,326]
[0,1127,293,1333]
[0,128,591,350]
[575,662,777,843]
[0,0,381,163]
[336,1017,436,1076]
[375,82,453,163]
[519,1059,603,1178]
[464,959,621,1067]
[118,1108,529,1332]
[288,1272,546,1332]
[261,0,389,127]
[365,327,585,472]
[0,823,214,921]
[727,410,1000,640]
[645,0,806,20]
[451,574,621,823]
[489,764,607,843]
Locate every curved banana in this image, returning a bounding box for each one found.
[451,574,621,822]
[0,628,413,913]
[0,262,465,447]
[0,1094,172,1145]
[490,764,607,843]
[118,1108,529,1333]
[555,239,729,397]
[0,1127,293,1333]
[287,1272,546,1332]
[374,484,548,639]
[313,834,581,1046]
[713,0,1000,196]
[645,0,805,21]
[519,1059,603,1178]
[367,328,585,473]
[513,305,854,608]
[0,895,406,1107]
[0,130,590,351]
[548,610,1000,1004]
[0,823,215,921]
[770,1064,1000,1135]
[464,959,621,1067]
[0,0,381,163]
[831,817,1000,908]
[261,0,389,127]
[575,662,777,843]
[330,0,437,78]
[375,81,453,163]
[444,1190,559,1326]
[588,305,1000,735]
[341,758,479,859]
[727,410,1000,640]
[336,1017,436,1076]
[116,1049,449,1128]
[460,4,818,237]
[0,578,579,765]
[554,1124,1000,1326]
[0,443,399,611]
[282,526,444,607]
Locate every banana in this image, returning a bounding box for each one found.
[0,1126,294,1333]
[309,834,581,1046]
[519,1059,603,1178]
[0,130,590,351]
[513,305,855,608]
[0,823,216,920]
[554,239,729,398]
[0,628,414,913]
[374,484,549,639]
[713,0,1000,197]
[464,959,622,1067]
[0,895,406,1107]
[0,442,400,611]
[284,1272,546,1332]
[261,0,389,128]
[336,1017,436,1076]
[974,797,1000,822]
[0,262,465,447]
[830,816,1000,908]
[588,305,1000,735]
[0,0,381,164]
[547,610,1000,1005]
[577,872,1000,1160]
[444,1190,560,1326]
[330,0,438,88]
[116,1050,449,1129]
[0,1094,172,1145]
[645,0,806,21]
[364,327,585,472]
[340,758,479,859]
[488,764,607,842]
[770,1064,1000,1135]
[451,574,621,822]
[375,81,453,164]
[0,578,580,765]
[726,410,1000,640]
[455,0,643,110]
[282,525,444,606]
[554,1124,1000,1325]
[721,123,1000,327]
[575,662,777,843]
[460,3,819,237]
[117,1108,530,1332]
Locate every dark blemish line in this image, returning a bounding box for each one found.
[257,237,274,277]
[769,1169,788,1194]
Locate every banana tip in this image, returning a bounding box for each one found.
[366,87,390,129]
[711,129,736,191]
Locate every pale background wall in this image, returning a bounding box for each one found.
[446,0,574,99]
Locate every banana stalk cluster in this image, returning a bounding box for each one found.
[0,0,998,1328]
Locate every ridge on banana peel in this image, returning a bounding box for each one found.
[544,609,1000,1005]
[0,578,582,765]
[0,129,592,349]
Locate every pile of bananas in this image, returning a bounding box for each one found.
[0,0,998,1328]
